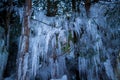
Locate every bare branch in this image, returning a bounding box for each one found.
[31,18,54,27]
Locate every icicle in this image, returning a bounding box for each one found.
[0,39,8,80]
[18,58,22,80]
[18,8,23,23]
[31,37,40,77]
[104,59,115,80]
[49,56,66,79]
[0,51,8,79]
[58,30,67,45]
[58,41,61,55]
[0,39,4,51]
[23,53,29,80]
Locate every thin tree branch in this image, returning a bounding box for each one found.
[32,0,41,6]
[31,18,54,27]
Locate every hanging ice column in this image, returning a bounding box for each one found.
[0,27,8,80]
[29,10,68,79]
[78,18,103,80]
[30,22,68,79]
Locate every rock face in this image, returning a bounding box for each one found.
[0,27,8,80]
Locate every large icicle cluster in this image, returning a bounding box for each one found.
[28,11,69,80]
[77,1,120,80]
[17,1,120,80]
